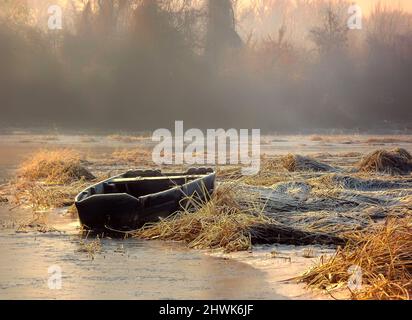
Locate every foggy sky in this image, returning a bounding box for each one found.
[2,0,412,132]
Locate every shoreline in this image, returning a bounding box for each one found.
[207,245,340,300]
[1,133,411,300]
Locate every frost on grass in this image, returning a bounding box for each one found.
[282,154,336,172]
[358,148,412,175]
[13,149,95,210]
[18,149,95,184]
[299,217,412,300]
[133,184,344,252]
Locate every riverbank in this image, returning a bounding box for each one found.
[208,245,340,300]
[1,132,411,299]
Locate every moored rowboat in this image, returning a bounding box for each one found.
[75,168,216,232]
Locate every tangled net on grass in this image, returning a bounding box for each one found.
[282,154,335,172]
[358,148,412,175]
[299,217,412,300]
[18,149,95,184]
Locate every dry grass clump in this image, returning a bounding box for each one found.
[358,148,412,175]
[18,149,95,184]
[0,195,8,204]
[282,154,335,172]
[302,247,317,258]
[134,184,345,252]
[134,184,263,252]
[217,156,287,187]
[261,155,284,171]
[308,135,357,144]
[111,148,153,166]
[310,135,324,142]
[216,156,288,187]
[13,180,89,210]
[299,217,412,300]
[216,166,243,180]
[13,149,97,210]
[16,212,61,233]
[78,236,102,260]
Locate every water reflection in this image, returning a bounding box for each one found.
[0,208,282,299]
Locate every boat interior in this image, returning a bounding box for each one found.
[84,172,210,199]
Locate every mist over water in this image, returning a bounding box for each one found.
[1,0,412,132]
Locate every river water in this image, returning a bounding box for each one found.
[0,141,283,300]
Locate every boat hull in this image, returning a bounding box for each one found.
[75,169,216,232]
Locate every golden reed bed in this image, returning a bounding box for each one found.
[3,146,412,299]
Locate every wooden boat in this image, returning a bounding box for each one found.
[75,168,216,232]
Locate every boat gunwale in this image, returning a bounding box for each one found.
[75,171,216,204]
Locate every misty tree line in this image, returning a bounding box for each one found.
[1,0,412,132]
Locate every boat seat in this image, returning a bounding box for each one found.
[110,175,204,185]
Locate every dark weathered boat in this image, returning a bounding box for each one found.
[75,168,216,232]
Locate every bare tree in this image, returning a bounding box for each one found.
[205,0,242,62]
[309,6,347,55]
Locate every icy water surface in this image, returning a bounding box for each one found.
[2,132,411,299]
[0,142,283,300]
[0,208,283,299]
